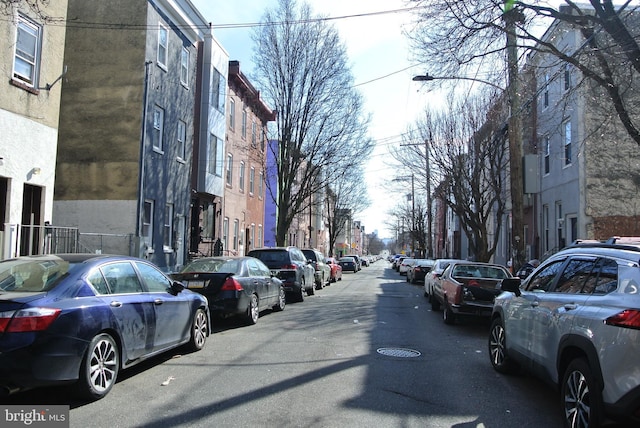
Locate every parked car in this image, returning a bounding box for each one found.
[338,256,358,273]
[171,256,285,325]
[423,258,465,299]
[407,259,435,284]
[326,257,343,282]
[360,256,370,267]
[431,261,512,324]
[344,254,362,271]
[0,254,209,400]
[398,258,416,276]
[247,247,315,302]
[392,256,406,271]
[489,242,640,427]
[302,248,331,290]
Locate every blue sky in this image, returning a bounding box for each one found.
[191,0,430,239]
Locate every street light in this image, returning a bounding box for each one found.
[412,73,504,90]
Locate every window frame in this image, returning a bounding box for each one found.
[249,167,255,195]
[163,203,173,252]
[239,161,245,192]
[143,200,154,248]
[180,47,189,87]
[157,24,168,70]
[152,105,165,152]
[13,14,42,88]
[564,120,572,166]
[226,153,233,186]
[177,119,186,161]
[229,98,236,130]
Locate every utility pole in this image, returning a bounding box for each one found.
[504,2,525,272]
[425,136,433,258]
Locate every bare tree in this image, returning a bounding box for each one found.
[1,0,52,20]
[252,0,374,246]
[324,166,370,257]
[400,93,510,262]
[407,0,640,146]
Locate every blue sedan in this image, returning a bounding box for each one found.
[0,254,210,400]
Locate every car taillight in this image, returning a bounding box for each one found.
[0,308,61,333]
[282,264,297,270]
[221,277,244,292]
[605,309,640,330]
[415,267,422,272]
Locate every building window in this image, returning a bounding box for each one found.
[543,205,549,253]
[202,205,214,240]
[258,225,263,248]
[249,167,255,194]
[211,69,226,113]
[233,219,239,251]
[229,98,235,130]
[543,73,549,108]
[251,120,257,147]
[259,171,264,199]
[143,200,154,247]
[152,106,164,152]
[564,121,572,166]
[180,47,189,87]
[223,218,229,253]
[207,133,223,176]
[242,108,247,139]
[564,64,571,91]
[163,204,173,250]
[157,25,168,69]
[239,162,245,192]
[226,154,233,186]
[544,135,550,175]
[250,224,256,250]
[177,120,186,160]
[13,14,41,87]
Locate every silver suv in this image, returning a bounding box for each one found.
[488,242,640,427]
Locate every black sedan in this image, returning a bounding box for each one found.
[0,254,209,400]
[338,256,358,273]
[407,259,435,284]
[171,256,286,325]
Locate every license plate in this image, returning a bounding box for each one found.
[185,280,206,289]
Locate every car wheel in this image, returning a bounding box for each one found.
[187,308,208,351]
[488,317,518,374]
[245,294,260,325]
[75,333,119,400]
[443,300,456,325]
[306,277,315,296]
[430,294,441,311]
[561,358,603,428]
[273,287,286,311]
[295,284,305,302]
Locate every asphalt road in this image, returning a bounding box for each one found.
[2,261,564,428]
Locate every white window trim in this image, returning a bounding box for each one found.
[177,120,186,162]
[153,106,165,153]
[180,47,189,87]
[143,200,154,248]
[563,120,572,167]
[13,14,42,88]
[239,161,245,192]
[157,24,168,70]
[163,203,174,252]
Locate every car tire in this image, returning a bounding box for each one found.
[295,284,305,302]
[273,287,286,312]
[430,294,441,311]
[245,294,260,325]
[443,300,456,325]
[488,317,518,374]
[75,333,119,400]
[306,277,315,296]
[187,308,208,351]
[561,358,603,428]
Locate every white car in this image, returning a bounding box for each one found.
[398,258,416,275]
[423,259,465,298]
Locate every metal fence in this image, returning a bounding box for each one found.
[1,224,136,260]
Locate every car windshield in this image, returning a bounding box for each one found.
[0,257,72,292]
[182,258,240,274]
[249,251,288,264]
[339,257,355,262]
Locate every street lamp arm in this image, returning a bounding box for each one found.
[413,74,504,91]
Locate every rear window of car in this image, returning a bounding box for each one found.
[248,250,288,264]
[182,258,236,273]
[0,258,72,292]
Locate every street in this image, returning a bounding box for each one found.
[3,261,562,427]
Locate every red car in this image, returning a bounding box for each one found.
[325,257,343,282]
[431,261,512,324]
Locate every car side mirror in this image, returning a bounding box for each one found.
[501,278,522,297]
[169,281,185,295]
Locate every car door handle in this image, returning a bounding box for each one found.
[530,301,539,307]
[154,299,164,305]
[110,301,123,308]
[564,303,578,310]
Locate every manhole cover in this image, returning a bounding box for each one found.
[376,347,421,358]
